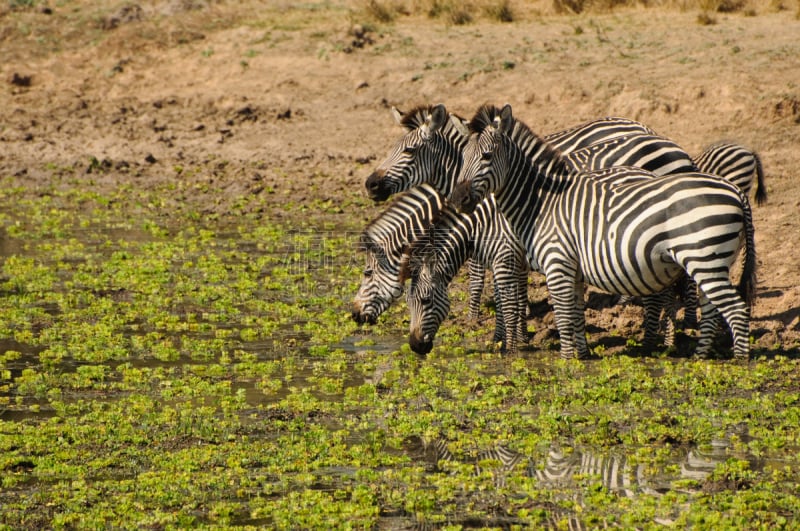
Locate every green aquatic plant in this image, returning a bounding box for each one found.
[0,180,798,528]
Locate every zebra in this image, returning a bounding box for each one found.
[451,104,756,359]
[364,107,697,324]
[398,194,529,354]
[351,183,443,325]
[366,104,701,350]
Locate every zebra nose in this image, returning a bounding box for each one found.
[409,333,433,355]
[365,172,389,201]
[451,180,476,213]
[352,307,377,325]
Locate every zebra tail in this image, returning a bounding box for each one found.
[753,151,767,206]
[737,194,757,311]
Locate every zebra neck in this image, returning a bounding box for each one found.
[436,130,467,197]
[431,210,475,282]
[494,136,575,225]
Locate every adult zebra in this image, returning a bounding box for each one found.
[404,166,687,355]
[451,104,756,360]
[398,194,529,354]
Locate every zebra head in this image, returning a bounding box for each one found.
[351,237,404,325]
[400,239,450,355]
[365,104,467,202]
[452,104,514,214]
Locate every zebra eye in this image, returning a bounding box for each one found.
[420,297,431,305]
[481,152,493,161]
[364,268,373,278]
[403,145,417,155]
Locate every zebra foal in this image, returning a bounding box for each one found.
[351,184,443,325]
[399,194,529,354]
[452,104,757,359]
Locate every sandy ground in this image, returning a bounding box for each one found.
[1,1,799,353]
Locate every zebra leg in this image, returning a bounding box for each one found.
[692,284,750,359]
[641,293,663,351]
[546,267,591,359]
[683,278,699,329]
[492,279,506,346]
[494,275,517,353]
[573,280,589,357]
[694,292,720,358]
[545,275,579,359]
[516,272,529,347]
[467,258,485,321]
[663,290,678,349]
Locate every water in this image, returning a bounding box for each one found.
[1,207,797,528]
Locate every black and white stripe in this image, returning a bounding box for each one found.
[351,184,443,325]
[543,116,657,152]
[452,104,757,359]
[398,194,529,354]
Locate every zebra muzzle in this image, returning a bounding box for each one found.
[409,332,433,355]
[450,180,479,214]
[351,306,378,325]
[365,171,391,202]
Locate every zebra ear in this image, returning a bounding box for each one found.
[450,114,469,137]
[496,103,514,135]
[398,244,413,283]
[428,104,448,134]
[391,106,404,125]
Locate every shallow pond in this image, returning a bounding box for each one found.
[1,184,798,529]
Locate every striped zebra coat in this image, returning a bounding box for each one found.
[398,194,529,354]
[452,104,756,359]
[352,184,527,354]
[365,106,696,318]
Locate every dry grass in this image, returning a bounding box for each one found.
[355,0,798,19]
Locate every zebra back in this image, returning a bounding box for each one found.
[564,132,697,176]
[544,116,658,152]
[693,142,767,206]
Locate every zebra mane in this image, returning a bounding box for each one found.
[469,104,571,176]
[399,104,466,132]
[399,105,437,130]
[468,103,505,134]
[397,232,433,283]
